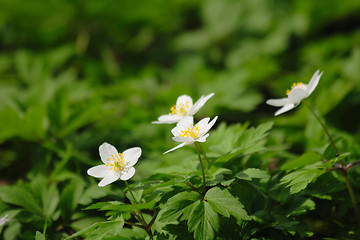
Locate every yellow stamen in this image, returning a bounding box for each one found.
[106,153,125,172]
[179,124,200,139]
[169,101,190,116]
[286,82,305,96]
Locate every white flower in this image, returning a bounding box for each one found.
[87,143,141,187]
[152,93,214,124]
[266,70,323,116]
[164,116,218,154]
[0,214,9,226]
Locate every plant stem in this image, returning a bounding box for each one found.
[43,220,47,237]
[186,181,199,192]
[125,181,153,239]
[199,143,210,165]
[342,174,360,229]
[195,142,207,196]
[303,101,339,157]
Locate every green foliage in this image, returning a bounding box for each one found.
[1,0,360,239]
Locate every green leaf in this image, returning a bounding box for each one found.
[100,200,157,213]
[207,122,248,155]
[42,183,60,220]
[4,221,21,240]
[59,176,85,222]
[0,186,42,216]
[65,217,124,240]
[79,185,108,206]
[207,168,234,186]
[160,191,202,222]
[35,231,46,240]
[213,122,273,163]
[280,162,325,194]
[281,152,322,171]
[188,200,219,240]
[205,187,250,221]
[235,168,270,181]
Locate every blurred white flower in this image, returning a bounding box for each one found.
[152,93,214,124]
[0,214,9,226]
[266,70,323,116]
[164,116,218,154]
[87,143,141,187]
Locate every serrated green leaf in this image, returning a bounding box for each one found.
[235,168,269,181]
[188,201,219,240]
[42,183,60,220]
[205,187,250,221]
[85,201,113,210]
[65,217,124,240]
[281,152,322,171]
[59,176,85,221]
[207,168,234,186]
[0,186,42,216]
[213,122,273,163]
[280,162,325,194]
[160,191,202,222]
[100,200,156,212]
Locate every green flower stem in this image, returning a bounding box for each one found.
[343,174,360,229]
[199,143,210,165]
[125,181,153,239]
[303,101,339,157]
[186,181,199,192]
[43,220,47,237]
[195,142,207,196]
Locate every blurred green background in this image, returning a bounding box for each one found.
[1,0,360,183]
[1,0,360,238]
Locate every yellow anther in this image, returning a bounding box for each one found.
[179,124,200,139]
[168,101,190,116]
[286,82,305,96]
[106,153,125,172]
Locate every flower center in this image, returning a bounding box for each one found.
[286,82,306,95]
[106,153,125,172]
[179,124,200,139]
[169,102,190,116]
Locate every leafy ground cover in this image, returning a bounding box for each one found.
[0,0,360,239]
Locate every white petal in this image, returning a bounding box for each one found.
[0,215,9,226]
[274,104,296,116]
[197,133,209,142]
[152,114,183,124]
[173,136,194,143]
[98,174,119,187]
[306,70,322,97]
[99,142,119,164]
[120,167,136,180]
[163,142,188,154]
[176,95,193,108]
[287,88,307,103]
[199,116,217,137]
[87,165,108,178]
[187,93,214,116]
[171,125,184,137]
[266,98,289,107]
[123,147,141,167]
[176,116,194,128]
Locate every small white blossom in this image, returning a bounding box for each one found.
[266,70,323,116]
[164,116,218,154]
[0,214,9,226]
[87,143,141,187]
[152,93,214,124]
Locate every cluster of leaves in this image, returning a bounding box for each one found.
[0,0,360,239]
